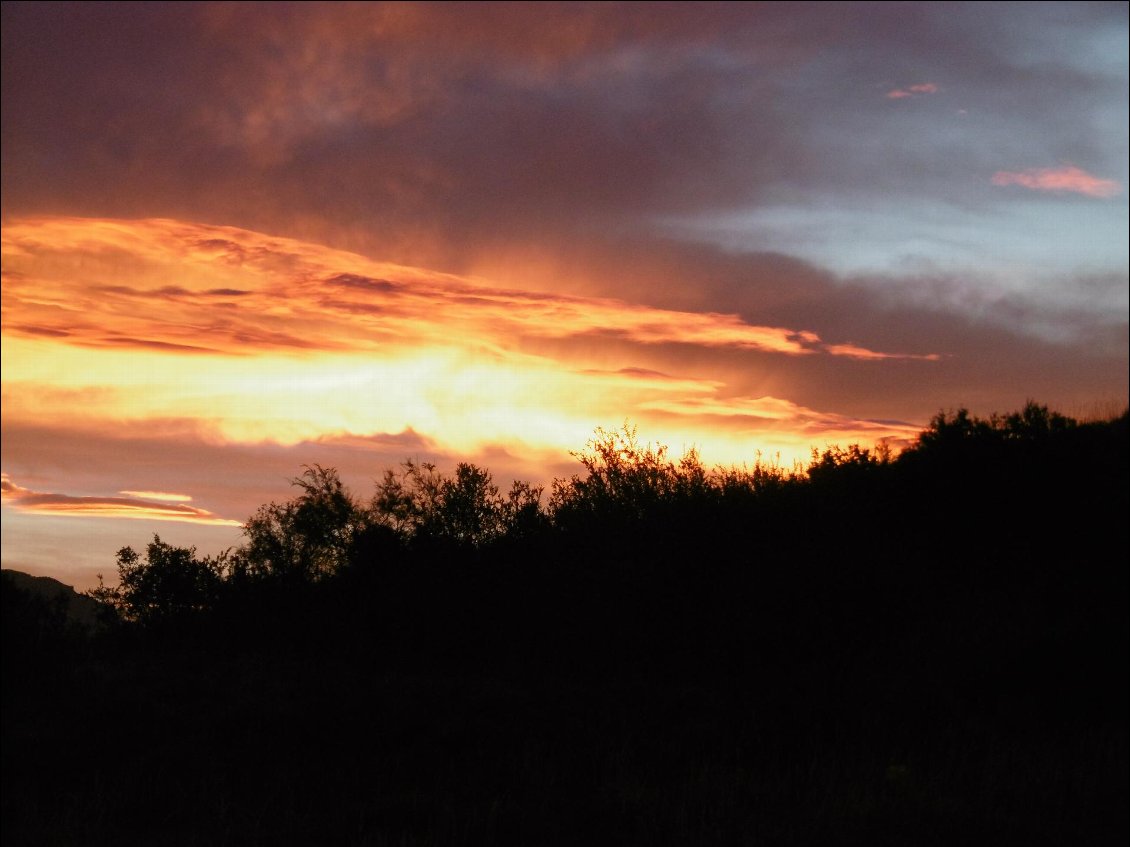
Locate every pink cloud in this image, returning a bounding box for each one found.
[822,343,941,362]
[1,473,241,526]
[886,82,938,99]
[990,165,1122,198]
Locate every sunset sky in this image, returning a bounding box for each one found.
[2,2,1127,589]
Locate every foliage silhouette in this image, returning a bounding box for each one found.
[89,535,227,627]
[6,403,1126,846]
[371,458,543,549]
[915,400,1076,450]
[550,424,710,523]
[235,464,368,583]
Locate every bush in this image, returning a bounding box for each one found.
[89,535,227,627]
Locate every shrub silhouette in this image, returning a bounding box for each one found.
[89,535,227,627]
[371,459,543,549]
[550,424,713,526]
[235,464,368,583]
[913,400,1076,451]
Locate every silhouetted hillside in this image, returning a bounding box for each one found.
[3,404,1127,846]
[2,569,105,629]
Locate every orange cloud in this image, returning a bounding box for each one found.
[638,394,921,436]
[0,217,824,357]
[1,474,240,526]
[886,82,939,99]
[0,218,940,362]
[822,343,941,361]
[1,217,938,469]
[990,165,1121,198]
[118,491,194,502]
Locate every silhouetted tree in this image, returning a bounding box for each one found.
[431,463,503,545]
[89,535,227,627]
[371,459,543,549]
[500,478,546,540]
[235,465,368,583]
[806,443,889,485]
[371,459,444,539]
[912,401,1076,453]
[551,424,702,522]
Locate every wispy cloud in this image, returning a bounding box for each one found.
[118,490,194,502]
[637,394,921,451]
[991,165,1121,198]
[886,82,939,99]
[822,343,941,362]
[1,473,240,525]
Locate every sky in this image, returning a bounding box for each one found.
[2,1,1127,589]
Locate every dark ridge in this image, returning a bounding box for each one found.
[1,569,104,629]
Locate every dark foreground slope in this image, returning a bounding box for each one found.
[3,408,1127,846]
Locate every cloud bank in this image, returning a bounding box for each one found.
[2,216,932,468]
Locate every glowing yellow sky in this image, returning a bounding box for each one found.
[2,216,930,530]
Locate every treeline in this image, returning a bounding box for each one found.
[3,403,1127,846]
[85,402,1127,631]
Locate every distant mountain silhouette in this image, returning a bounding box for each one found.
[1,569,104,629]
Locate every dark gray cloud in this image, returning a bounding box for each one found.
[4,3,1124,248]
